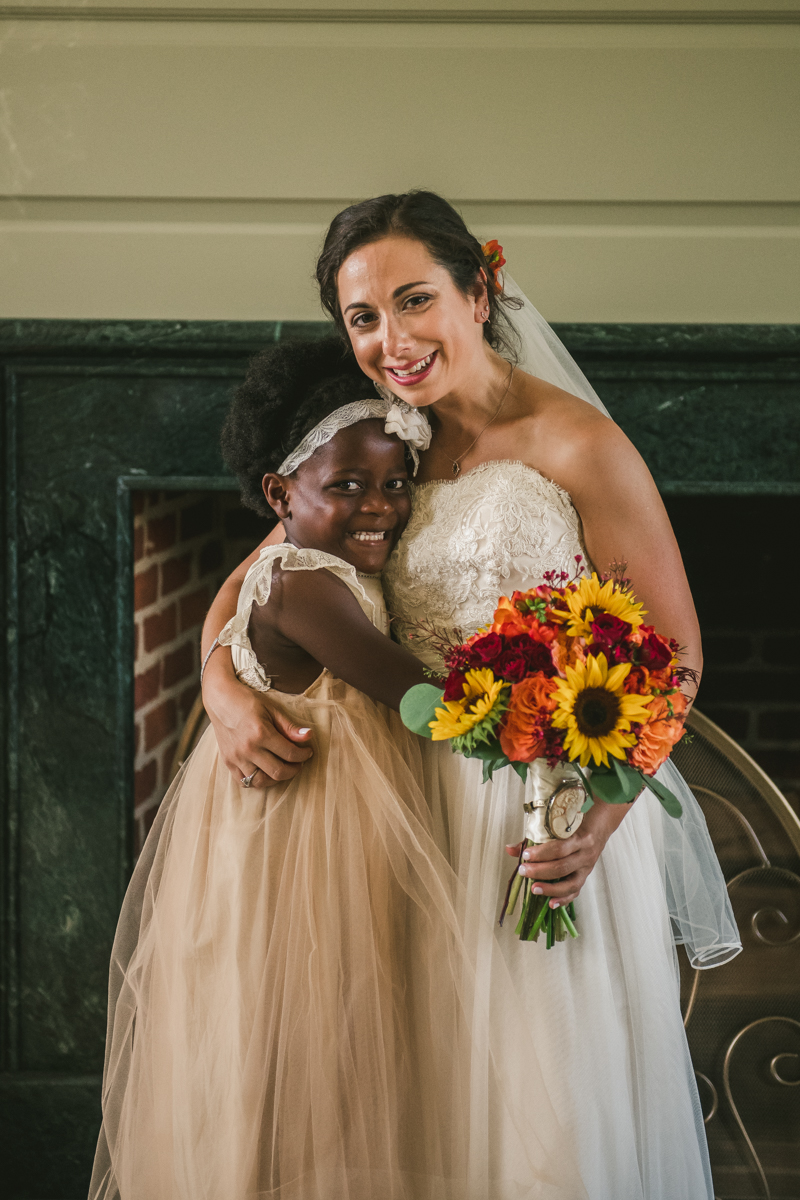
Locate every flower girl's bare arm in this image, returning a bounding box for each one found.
[251,568,433,710]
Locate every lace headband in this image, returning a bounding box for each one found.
[276,388,432,477]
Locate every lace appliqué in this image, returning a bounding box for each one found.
[383,460,588,671]
[219,544,382,694]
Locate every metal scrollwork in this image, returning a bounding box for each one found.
[750,902,800,947]
[675,712,800,1198]
[694,1071,719,1124]
[680,786,774,1033]
[769,1052,800,1087]
[722,1017,800,1200]
[727,865,800,946]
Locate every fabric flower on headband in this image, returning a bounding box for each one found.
[482,239,506,294]
[385,401,432,451]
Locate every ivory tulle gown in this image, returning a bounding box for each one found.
[90,543,586,1200]
[384,460,742,1200]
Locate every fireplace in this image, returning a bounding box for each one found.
[1,318,798,1197]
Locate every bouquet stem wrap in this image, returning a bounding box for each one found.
[501,761,583,945]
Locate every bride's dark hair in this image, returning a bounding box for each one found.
[316,190,521,361]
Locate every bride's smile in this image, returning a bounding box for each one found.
[384,349,437,385]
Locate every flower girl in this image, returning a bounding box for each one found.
[89,339,583,1200]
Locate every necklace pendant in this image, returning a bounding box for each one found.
[452,461,461,477]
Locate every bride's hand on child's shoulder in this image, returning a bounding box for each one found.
[202,649,313,788]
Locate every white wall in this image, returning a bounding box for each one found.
[1,1,798,321]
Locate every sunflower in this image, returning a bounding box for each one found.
[560,573,645,640]
[552,653,653,768]
[430,668,507,742]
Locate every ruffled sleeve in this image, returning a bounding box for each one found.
[218,544,379,693]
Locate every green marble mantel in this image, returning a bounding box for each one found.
[1,319,798,1198]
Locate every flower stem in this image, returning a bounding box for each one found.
[526,895,550,941]
[559,906,579,939]
[500,838,529,926]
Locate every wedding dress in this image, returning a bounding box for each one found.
[384,459,740,1200]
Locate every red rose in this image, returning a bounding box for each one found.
[497,653,528,682]
[469,633,504,665]
[590,613,629,644]
[443,671,467,702]
[639,633,672,671]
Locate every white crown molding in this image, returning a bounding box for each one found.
[1,5,799,22]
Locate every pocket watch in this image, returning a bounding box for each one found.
[544,779,586,840]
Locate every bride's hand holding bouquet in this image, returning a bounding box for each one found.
[401,557,695,947]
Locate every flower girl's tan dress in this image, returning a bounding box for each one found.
[89,544,583,1200]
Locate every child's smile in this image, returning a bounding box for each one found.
[263,419,412,573]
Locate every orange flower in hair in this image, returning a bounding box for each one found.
[482,239,506,293]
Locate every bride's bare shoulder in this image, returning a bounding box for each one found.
[513,372,649,494]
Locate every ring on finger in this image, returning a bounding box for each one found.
[240,769,258,788]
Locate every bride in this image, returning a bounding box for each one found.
[201,190,740,1199]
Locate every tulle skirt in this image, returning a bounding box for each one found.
[422,742,722,1200]
[89,672,586,1200]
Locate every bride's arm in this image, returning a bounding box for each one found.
[201,522,312,787]
[565,416,702,700]
[513,403,702,905]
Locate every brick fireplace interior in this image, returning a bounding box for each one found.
[666,493,799,812]
[132,490,799,855]
[132,489,267,852]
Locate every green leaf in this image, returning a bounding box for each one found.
[458,739,509,782]
[611,757,645,803]
[399,683,443,739]
[572,763,596,811]
[583,767,628,805]
[511,760,529,783]
[640,772,683,819]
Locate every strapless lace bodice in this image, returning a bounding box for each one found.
[384,460,588,670]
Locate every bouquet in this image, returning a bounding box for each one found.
[400,559,693,947]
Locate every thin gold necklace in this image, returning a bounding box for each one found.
[436,364,514,477]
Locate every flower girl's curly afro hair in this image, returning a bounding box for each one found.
[221,336,377,520]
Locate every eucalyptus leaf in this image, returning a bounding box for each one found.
[582,767,628,805]
[399,683,443,739]
[611,757,644,802]
[640,773,683,818]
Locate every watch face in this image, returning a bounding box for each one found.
[545,782,586,840]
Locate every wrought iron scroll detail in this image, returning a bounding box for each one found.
[722,1017,800,1200]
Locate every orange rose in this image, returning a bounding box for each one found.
[491,594,558,643]
[500,675,558,762]
[629,693,688,774]
[624,665,651,694]
[491,599,532,639]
